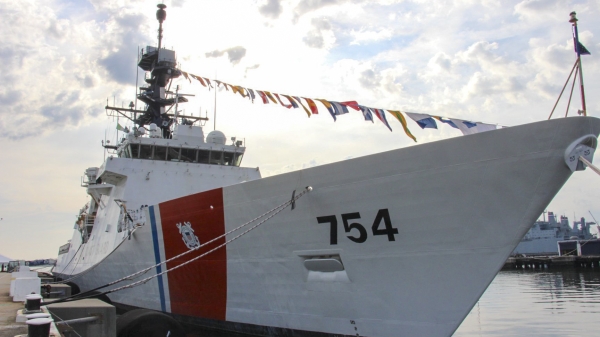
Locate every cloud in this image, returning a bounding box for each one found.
[205,46,247,65]
[47,18,71,41]
[529,39,573,70]
[428,52,452,72]
[41,105,84,127]
[303,17,333,49]
[346,62,407,98]
[205,50,225,58]
[514,0,564,21]
[311,17,331,30]
[259,0,283,19]
[99,47,139,85]
[244,64,260,77]
[349,28,393,45]
[462,71,524,99]
[359,69,381,88]
[0,89,22,106]
[456,41,502,66]
[98,13,151,84]
[294,0,341,22]
[303,30,325,48]
[0,1,149,139]
[172,0,187,7]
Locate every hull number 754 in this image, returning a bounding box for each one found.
[317,209,398,245]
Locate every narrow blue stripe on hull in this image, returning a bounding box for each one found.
[149,206,166,312]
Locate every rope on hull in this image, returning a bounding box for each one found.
[580,156,600,176]
[48,186,312,304]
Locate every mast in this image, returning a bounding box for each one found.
[104,5,207,133]
[157,4,166,50]
[214,78,217,131]
[569,11,587,116]
[133,3,182,138]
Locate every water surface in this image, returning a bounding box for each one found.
[453,269,600,337]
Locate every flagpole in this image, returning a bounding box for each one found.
[569,11,587,116]
[214,70,217,131]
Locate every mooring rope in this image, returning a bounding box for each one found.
[47,309,84,337]
[105,186,312,295]
[48,186,312,304]
[579,156,600,176]
[64,236,92,279]
[51,244,83,277]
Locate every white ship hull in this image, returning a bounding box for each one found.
[54,116,600,337]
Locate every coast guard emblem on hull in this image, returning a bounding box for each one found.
[176,222,200,250]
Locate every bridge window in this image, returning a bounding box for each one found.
[131,144,140,158]
[210,150,223,165]
[223,152,234,166]
[153,146,167,160]
[125,144,242,166]
[180,148,196,162]
[140,144,153,159]
[198,150,210,164]
[234,153,243,166]
[167,147,180,161]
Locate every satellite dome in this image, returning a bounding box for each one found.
[206,130,226,145]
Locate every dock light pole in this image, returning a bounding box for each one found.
[569,11,587,116]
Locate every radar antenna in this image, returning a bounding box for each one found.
[156,4,166,50]
[105,4,207,139]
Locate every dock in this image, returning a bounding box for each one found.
[0,273,26,337]
[503,255,600,270]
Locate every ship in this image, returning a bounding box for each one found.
[52,5,600,337]
[512,212,597,256]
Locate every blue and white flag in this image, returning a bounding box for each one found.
[247,89,256,102]
[433,116,458,129]
[462,121,477,128]
[358,105,374,123]
[405,112,438,129]
[450,119,496,135]
[330,101,349,116]
[372,108,392,132]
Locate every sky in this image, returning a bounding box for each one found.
[1,0,600,260]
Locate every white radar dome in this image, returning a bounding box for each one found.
[206,130,226,145]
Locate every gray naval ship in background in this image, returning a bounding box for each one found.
[512,212,598,256]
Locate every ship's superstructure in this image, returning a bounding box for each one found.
[53,5,600,337]
[55,4,261,280]
[512,212,597,256]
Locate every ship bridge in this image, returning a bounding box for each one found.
[116,124,245,167]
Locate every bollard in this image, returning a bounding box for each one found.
[26,317,52,337]
[26,313,51,320]
[25,294,43,313]
[42,284,52,297]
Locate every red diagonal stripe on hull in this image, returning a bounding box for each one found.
[159,188,226,320]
